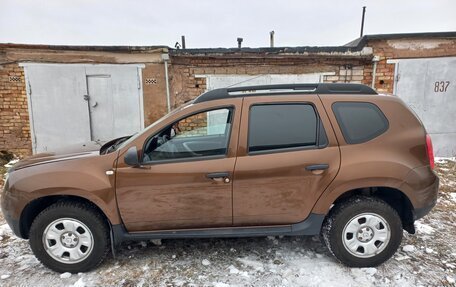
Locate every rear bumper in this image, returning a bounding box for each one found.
[412,174,439,220]
[407,168,439,221]
[414,198,437,220]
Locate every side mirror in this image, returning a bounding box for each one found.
[124,146,140,167]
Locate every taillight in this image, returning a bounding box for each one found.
[425,134,435,169]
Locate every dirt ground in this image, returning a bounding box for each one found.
[0,159,455,287]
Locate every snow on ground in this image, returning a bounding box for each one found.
[0,159,455,286]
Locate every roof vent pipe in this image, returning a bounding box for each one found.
[270,31,275,48]
[181,35,186,49]
[360,6,366,37]
[237,37,243,49]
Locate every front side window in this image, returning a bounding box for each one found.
[248,104,318,153]
[143,108,233,162]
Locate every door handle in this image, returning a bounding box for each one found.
[206,172,230,183]
[305,164,329,171]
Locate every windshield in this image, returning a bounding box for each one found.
[116,101,195,151]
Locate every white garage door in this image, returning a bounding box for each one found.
[202,73,334,90]
[200,73,335,132]
[22,64,144,154]
[393,57,456,157]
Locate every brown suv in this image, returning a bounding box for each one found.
[1,83,439,273]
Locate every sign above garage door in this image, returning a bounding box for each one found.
[21,64,145,154]
[392,57,456,157]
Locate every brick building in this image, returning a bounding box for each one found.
[1,31,455,156]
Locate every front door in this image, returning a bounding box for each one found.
[115,100,242,232]
[233,95,340,226]
[86,75,113,142]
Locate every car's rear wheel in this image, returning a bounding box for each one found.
[322,196,402,267]
[29,202,110,273]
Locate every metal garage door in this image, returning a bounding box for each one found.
[202,73,334,90]
[200,73,335,133]
[393,57,456,157]
[22,64,144,154]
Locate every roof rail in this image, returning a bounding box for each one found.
[194,83,377,103]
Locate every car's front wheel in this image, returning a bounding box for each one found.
[29,202,110,273]
[322,196,403,267]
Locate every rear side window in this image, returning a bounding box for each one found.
[248,104,319,153]
[332,102,388,144]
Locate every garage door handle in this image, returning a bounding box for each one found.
[305,164,329,171]
[206,172,230,183]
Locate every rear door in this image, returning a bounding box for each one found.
[233,95,340,226]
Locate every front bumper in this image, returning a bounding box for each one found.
[1,178,23,238]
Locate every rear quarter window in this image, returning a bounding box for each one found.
[332,102,389,144]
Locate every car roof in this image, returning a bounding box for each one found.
[193,83,377,104]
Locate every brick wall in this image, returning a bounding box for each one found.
[1,37,455,156]
[368,38,456,93]
[0,64,31,156]
[168,56,371,107]
[178,112,208,135]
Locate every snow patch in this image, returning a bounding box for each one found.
[73,277,86,287]
[237,257,264,272]
[60,272,72,279]
[228,265,239,274]
[150,239,162,246]
[435,157,456,163]
[4,159,19,168]
[402,245,415,253]
[415,221,435,235]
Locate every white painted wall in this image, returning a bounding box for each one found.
[199,73,335,90]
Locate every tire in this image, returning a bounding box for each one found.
[322,196,402,267]
[29,201,110,273]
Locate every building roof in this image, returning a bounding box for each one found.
[171,31,456,57]
[0,43,168,52]
[345,31,456,47]
[1,31,454,56]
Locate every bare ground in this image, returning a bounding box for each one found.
[0,159,455,287]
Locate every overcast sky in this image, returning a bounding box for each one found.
[1,0,455,48]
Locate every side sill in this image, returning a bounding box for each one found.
[111,213,325,246]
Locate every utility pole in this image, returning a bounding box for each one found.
[360,6,366,37]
